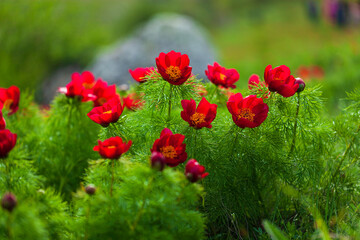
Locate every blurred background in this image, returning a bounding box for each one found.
[1,0,359,113]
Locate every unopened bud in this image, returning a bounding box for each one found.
[85,184,96,195]
[295,78,306,93]
[151,151,166,171]
[1,192,17,212]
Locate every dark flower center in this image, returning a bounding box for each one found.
[160,145,177,159]
[165,66,182,81]
[237,108,255,122]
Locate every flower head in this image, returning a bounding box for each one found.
[123,93,144,111]
[156,51,192,85]
[0,129,17,158]
[151,128,187,167]
[185,159,209,183]
[85,184,96,195]
[151,151,166,171]
[181,97,217,129]
[0,111,5,130]
[129,67,157,83]
[227,93,269,128]
[205,62,239,89]
[91,79,118,107]
[58,72,96,101]
[0,86,20,115]
[87,97,124,127]
[264,65,299,97]
[1,192,17,212]
[295,78,306,93]
[93,136,132,159]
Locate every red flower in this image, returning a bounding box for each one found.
[123,93,144,111]
[264,65,299,97]
[92,79,118,107]
[205,62,239,89]
[248,74,270,98]
[129,67,156,83]
[151,128,187,167]
[0,86,20,115]
[227,93,269,128]
[0,111,5,130]
[155,51,192,85]
[58,73,96,101]
[87,97,124,127]
[185,159,209,183]
[151,151,166,171]
[0,129,17,158]
[181,97,217,129]
[73,71,96,89]
[93,136,132,159]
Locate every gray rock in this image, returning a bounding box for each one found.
[89,13,217,85]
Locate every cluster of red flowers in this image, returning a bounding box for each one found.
[0,86,19,159]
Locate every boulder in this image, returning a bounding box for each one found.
[89,13,217,85]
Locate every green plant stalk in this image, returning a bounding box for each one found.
[329,124,360,185]
[5,158,11,190]
[131,175,154,231]
[288,92,301,156]
[111,123,127,141]
[84,201,91,240]
[7,213,13,240]
[110,160,115,197]
[167,84,173,123]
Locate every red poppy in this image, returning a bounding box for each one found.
[248,74,270,98]
[129,67,156,83]
[227,93,269,128]
[0,86,20,115]
[151,128,187,167]
[264,65,299,98]
[93,136,132,159]
[155,51,192,85]
[72,71,96,89]
[58,73,96,102]
[91,79,118,107]
[87,97,124,127]
[205,62,239,89]
[0,129,17,158]
[0,111,5,130]
[185,159,209,183]
[123,93,144,111]
[181,97,217,129]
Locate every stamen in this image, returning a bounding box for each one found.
[160,145,177,158]
[190,112,206,126]
[165,66,182,81]
[237,108,255,122]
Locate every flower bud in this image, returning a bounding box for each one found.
[151,151,166,171]
[295,78,306,93]
[185,159,209,183]
[85,184,96,195]
[1,192,17,212]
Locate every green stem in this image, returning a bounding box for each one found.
[329,124,360,185]
[110,160,115,197]
[7,213,13,239]
[131,176,154,231]
[288,92,301,157]
[111,123,127,141]
[5,158,11,191]
[167,84,173,123]
[84,201,91,240]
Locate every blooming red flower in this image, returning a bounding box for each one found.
[91,79,118,107]
[0,129,17,158]
[155,51,192,85]
[129,67,156,83]
[0,86,20,115]
[248,74,270,98]
[87,97,124,127]
[93,136,132,159]
[123,93,144,111]
[0,111,5,130]
[264,65,299,97]
[227,93,269,128]
[205,62,239,89]
[58,73,96,101]
[151,128,187,167]
[181,97,217,129]
[185,159,209,183]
